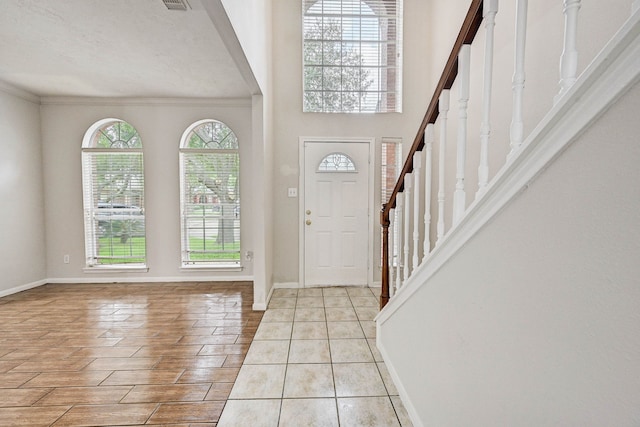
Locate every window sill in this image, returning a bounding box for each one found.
[180,264,243,272]
[83,265,149,274]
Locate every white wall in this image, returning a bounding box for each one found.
[217,0,275,307]
[271,0,431,286]
[40,98,255,282]
[0,86,46,294]
[379,81,640,426]
[220,0,271,93]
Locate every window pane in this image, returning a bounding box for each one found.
[82,121,147,268]
[304,66,323,90]
[180,121,241,266]
[303,0,403,113]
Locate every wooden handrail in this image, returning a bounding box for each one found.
[380,0,484,309]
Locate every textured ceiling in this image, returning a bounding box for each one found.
[0,0,251,98]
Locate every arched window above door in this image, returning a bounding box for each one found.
[317,152,357,172]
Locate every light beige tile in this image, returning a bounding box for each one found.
[291,322,328,340]
[337,396,401,427]
[329,339,374,363]
[288,340,331,364]
[324,307,358,321]
[327,321,364,339]
[218,399,281,427]
[296,297,325,308]
[377,362,399,395]
[244,340,290,364]
[279,398,339,427]
[355,306,379,321]
[321,287,348,296]
[367,338,384,362]
[346,287,375,297]
[261,309,295,322]
[283,364,335,398]
[297,288,323,297]
[229,364,286,399]
[294,308,325,322]
[360,320,377,338]
[254,322,293,340]
[391,395,414,427]
[349,296,379,307]
[273,289,298,298]
[268,298,297,309]
[323,296,352,307]
[333,363,387,397]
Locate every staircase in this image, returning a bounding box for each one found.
[376,1,640,425]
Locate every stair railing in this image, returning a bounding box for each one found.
[380,0,638,309]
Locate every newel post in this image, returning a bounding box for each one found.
[380,205,390,309]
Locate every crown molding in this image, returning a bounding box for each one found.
[0,80,40,104]
[39,96,252,107]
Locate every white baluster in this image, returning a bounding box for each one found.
[403,175,412,283]
[453,44,471,225]
[437,90,450,243]
[423,124,434,260]
[388,208,395,298]
[508,0,528,160]
[395,194,403,293]
[477,0,499,198]
[412,152,421,274]
[555,0,581,103]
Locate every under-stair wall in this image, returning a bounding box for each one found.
[377,53,640,427]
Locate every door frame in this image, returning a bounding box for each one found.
[298,136,376,288]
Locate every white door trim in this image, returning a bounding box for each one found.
[298,136,375,287]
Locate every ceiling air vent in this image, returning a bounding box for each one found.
[162,0,190,11]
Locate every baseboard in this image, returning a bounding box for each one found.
[253,285,275,311]
[0,279,48,298]
[375,331,425,427]
[45,275,254,284]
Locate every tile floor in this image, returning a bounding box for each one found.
[0,282,412,426]
[0,281,259,426]
[218,286,412,427]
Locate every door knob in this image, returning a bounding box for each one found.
[306,219,312,225]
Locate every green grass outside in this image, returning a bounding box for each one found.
[186,237,240,261]
[97,236,240,264]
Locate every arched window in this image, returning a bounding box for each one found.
[303,0,403,113]
[179,120,241,267]
[81,119,146,267]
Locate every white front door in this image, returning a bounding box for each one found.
[303,141,370,286]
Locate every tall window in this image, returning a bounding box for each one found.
[303,0,402,113]
[180,120,241,267]
[82,119,146,267]
[381,137,401,266]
